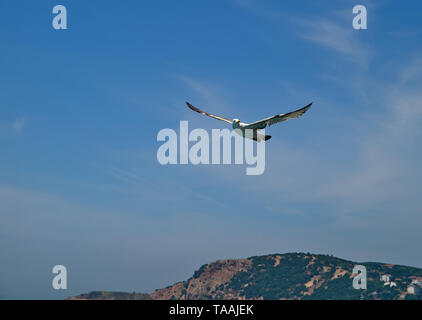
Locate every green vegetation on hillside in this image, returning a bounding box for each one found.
[68,253,422,300]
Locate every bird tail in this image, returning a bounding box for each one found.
[252,133,272,142]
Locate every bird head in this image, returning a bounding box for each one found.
[232,119,241,129]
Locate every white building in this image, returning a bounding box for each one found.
[408,285,421,295]
[411,279,422,287]
[407,286,416,294]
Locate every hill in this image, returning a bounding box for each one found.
[68,253,422,300]
[68,291,152,300]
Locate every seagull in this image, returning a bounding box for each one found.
[186,101,312,142]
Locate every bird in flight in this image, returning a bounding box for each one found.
[186,101,312,142]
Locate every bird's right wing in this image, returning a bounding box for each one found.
[186,102,232,124]
[244,102,312,130]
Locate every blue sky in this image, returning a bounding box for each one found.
[1,0,422,299]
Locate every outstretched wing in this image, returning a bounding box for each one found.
[244,102,312,130]
[186,102,232,124]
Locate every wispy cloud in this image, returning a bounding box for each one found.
[293,17,372,68]
[179,76,213,100]
[313,56,422,222]
[178,75,238,121]
[233,0,372,68]
[11,118,25,134]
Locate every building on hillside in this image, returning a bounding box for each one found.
[411,278,422,287]
[407,285,421,295]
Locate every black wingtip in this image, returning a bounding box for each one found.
[186,101,194,110]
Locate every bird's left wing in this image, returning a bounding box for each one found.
[244,102,312,130]
[186,102,232,124]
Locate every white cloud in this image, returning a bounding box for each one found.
[294,17,372,68]
[11,118,25,134]
[233,1,372,68]
[316,57,422,220]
